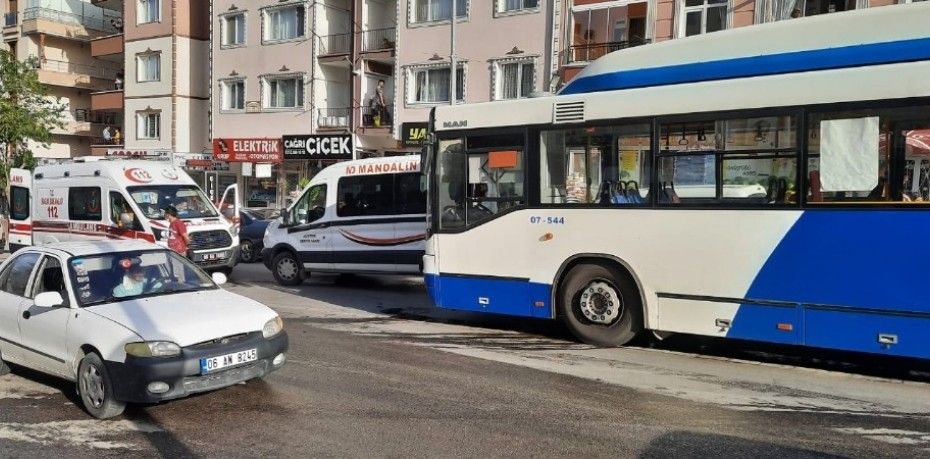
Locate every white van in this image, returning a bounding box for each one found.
[262,156,426,285]
[9,158,240,273]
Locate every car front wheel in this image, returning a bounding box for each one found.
[77,352,125,419]
[239,240,257,263]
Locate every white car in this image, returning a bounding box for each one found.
[0,241,288,419]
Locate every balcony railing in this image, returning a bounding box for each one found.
[362,28,395,52]
[23,6,119,34]
[564,38,650,64]
[361,105,392,129]
[73,108,119,124]
[319,33,350,56]
[3,12,18,27]
[36,57,120,80]
[317,108,350,129]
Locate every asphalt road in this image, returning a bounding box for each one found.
[1,262,930,458]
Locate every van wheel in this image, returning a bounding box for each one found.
[77,353,126,419]
[558,263,643,347]
[272,252,304,286]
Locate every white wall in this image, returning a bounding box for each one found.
[125,36,173,98]
[125,96,172,150]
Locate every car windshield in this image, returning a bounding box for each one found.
[128,185,218,219]
[68,250,216,307]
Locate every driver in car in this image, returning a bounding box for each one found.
[113,263,147,298]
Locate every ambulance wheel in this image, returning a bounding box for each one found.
[272,251,304,286]
[558,263,643,347]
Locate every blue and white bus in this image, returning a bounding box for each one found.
[422,3,930,358]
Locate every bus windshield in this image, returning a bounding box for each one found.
[128,185,218,219]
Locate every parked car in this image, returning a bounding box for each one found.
[239,208,280,263]
[0,240,288,419]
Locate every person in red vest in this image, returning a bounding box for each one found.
[164,206,191,257]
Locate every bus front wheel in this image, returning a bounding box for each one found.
[559,263,643,347]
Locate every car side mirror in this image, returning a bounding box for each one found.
[35,291,65,308]
[211,272,228,286]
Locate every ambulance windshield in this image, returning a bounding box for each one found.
[128,185,218,219]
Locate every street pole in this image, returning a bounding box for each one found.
[450,0,457,106]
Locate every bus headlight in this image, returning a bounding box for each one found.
[125,341,181,358]
[262,316,284,338]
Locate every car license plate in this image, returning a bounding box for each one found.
[199,252,228,262]
[200,348,258,374]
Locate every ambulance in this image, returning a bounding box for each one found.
[9,158,240,273]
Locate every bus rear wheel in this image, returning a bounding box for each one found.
[559,263,643,347]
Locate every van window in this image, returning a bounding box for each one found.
[395,173,426,215]
[11,186,29,220]
[110,191,142,230]
[289,184,326,225]
[337,174,394,217]
[69,187,102,221]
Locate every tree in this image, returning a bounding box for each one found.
[0,50,66,190]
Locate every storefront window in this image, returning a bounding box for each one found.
[540,124,651,205]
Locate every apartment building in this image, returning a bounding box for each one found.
[89,0,210,161]
[395,0,556,135]
[554,0,909,86]
[2,0,121,159]
[210,0,402,207]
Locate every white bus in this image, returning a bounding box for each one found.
[422,4,930,359]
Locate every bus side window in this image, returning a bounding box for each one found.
[807,112,891,204]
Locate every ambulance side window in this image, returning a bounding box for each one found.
[10,186,29,220]
[69,187,102,221]
[109,191,141,230]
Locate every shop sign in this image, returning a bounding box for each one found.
[401,122,429,148]
[185,159,229,171]
[212,138,282,163]
[283,134,353,161]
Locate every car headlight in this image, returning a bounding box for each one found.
[125,341,182,358]
[262,316,284,338]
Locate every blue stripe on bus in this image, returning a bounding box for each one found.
[425,274,552,319]
[559,37,930,96]
[729,210,930,358]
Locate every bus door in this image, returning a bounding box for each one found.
[9,168,33,251]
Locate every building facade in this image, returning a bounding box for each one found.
[2,0,121,159]
[394,0,556,133]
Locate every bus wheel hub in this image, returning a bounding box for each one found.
[579,281,622,325]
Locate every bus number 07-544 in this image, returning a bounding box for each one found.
[530,216,565,225]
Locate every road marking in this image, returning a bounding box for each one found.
[0,420,163,450]
[833,427,930,446]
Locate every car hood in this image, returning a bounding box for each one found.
[87,289,278,347]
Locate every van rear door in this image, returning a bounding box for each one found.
[9,169,32,250]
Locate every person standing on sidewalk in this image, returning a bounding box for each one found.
[164,206,191,258]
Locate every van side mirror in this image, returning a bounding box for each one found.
[281,209,290,225]
[35,291,65,308]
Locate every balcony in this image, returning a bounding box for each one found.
[21,4,119,40]
[563,38,650,65]
[35,58,119,90]
[91,89,124,111]
[360,105,392,131]
[361,28,395,53]
[53,109,112,136]
[317,108,350,130]
[91,33,124,58]
[319,33,350,57]
[91,0,124,11]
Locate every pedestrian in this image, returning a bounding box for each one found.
[374,79,388,127]
[163,205,191,258]
[113,127,122,145]
[102,125,112,144]
[115,74,123,90]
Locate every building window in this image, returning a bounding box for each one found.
[494,59,534,100]
[222,79,246,111]
[223,13,246,46]
[137,112,160,140]
[136,53,160,82]
[498,0,538,13]
[411,0,467,24]
[262,75,304,109]
[408,65,465,104]
[263,5,305,42]
[681,0,728,37]
[138,0,160,24]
